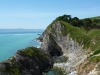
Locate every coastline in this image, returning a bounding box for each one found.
[0,29,43,61]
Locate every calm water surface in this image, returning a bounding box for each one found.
[0,29,44,61]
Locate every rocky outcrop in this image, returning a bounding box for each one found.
[39,21,89,75]
[0,17,100,75]
[0,47,53,75]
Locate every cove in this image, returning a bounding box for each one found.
[46,71,59,75]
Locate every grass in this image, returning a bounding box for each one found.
[19,47,48,61]
[2,47,50,75]
[60,21,91,48]
[45,20,100,51]
[90,16,100,20]
[45,20,100,68]
[87,29,100,50]
[3,62,20,75]
[90,55,100,63]
[89,16,100,24]
[50,66,67,75]
[90,49,100,57]
[59,21,100,50]
[9,67,20,75]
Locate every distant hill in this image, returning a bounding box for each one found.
[90,16,100,19]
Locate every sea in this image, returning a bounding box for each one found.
[0,29,44,61]
[0,29,58,75]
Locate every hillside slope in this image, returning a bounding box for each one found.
[39,15,100,75]
[0,15,100,75]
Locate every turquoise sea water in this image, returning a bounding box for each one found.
[0,29,44,61]
[0,29,58,75]
[46,71,58,75]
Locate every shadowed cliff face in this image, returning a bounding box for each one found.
[0,47,53,75]
[39,21,85,56]
[39,21,88,75]
[40,33,63,57]
[39,20,100,75]
[39,21,64,57]
[0,19,100,75]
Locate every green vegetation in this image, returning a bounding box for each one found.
[55,14,100,30]
[50,66,67,75]
[2,47,50,75]
[22,47,34,56]
[3,62,20,75]
[90,16,100,23]
[19,47,48,60]
[53,56,68,63]
[54,20,100,50]
[60,21,91,48]
[90,55,100,63]
[45,14,100,52]
[90,49,100,56]
[88,29,100,50]
[9,67,20,75]
[46,15,100,63]
[45,14,100,67]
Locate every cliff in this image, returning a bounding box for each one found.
[39,17,100,75]
[0,15,100,75]
[39,21,87,75]
[0,47,53,75]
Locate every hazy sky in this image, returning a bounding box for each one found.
[0,0,100,29]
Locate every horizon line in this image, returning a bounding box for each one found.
[0,28,45,30]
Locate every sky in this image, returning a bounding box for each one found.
[0,0,100,29]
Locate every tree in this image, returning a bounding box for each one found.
[70,17,79,27]
[93,19,100,23]
[55,14,71,23]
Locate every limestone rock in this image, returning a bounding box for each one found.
[0,47,53,75]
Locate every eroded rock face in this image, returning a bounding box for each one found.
[39,21,85,55]
[87,62,100,75]
[0,47,53,75]
[40,33,63,56]
[39,21,88,75]
[0,20,99,75]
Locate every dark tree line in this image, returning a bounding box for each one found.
[55,14,100,30]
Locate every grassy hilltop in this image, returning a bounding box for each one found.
[46,14,100,62]
[43,14,100,74]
